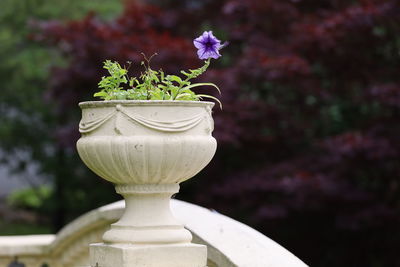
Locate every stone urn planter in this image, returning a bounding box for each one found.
[76,100,216,267]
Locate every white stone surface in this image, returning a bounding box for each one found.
[0,199,308,267]
[76,101,217,187]
[0,235,54,255]
[76,101,217,244]
[90,243,207,267]
[76,100,217,266]
[171,200,308,267]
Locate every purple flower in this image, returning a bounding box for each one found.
[193,31,222,60]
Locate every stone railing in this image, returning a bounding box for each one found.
[0,199,307,267]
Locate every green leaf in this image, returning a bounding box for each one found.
[180,70,190,77]
[160,70,165,81]
[167,75,184,84]
[197,94,223,109]
[175,93,192,100]
[93,91,109,99]
[181,82,221,95]
[169,86,179,99]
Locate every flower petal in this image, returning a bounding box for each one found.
[197,47,207,59]
[193,38,205,49]
[199,48,221,60]
[202,31,210,40]
[206,31,221,45]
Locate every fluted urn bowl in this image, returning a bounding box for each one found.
[77,100,217,186]
[76,100,217,245]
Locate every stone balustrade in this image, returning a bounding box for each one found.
[0,199,307,267]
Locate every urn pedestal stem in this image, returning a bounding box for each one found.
[102,184,192,244]
[89,183,207,267]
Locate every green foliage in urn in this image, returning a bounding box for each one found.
[94,31,226,108]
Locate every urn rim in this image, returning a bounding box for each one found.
[79,100,215,108]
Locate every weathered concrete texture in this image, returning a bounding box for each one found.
[90,243,207,267]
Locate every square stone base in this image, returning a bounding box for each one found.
[90,243,207,267]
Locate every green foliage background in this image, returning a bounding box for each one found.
[0,0,123,232]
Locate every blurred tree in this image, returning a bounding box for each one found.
[0,0,122,231]
[13,0,400,266]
